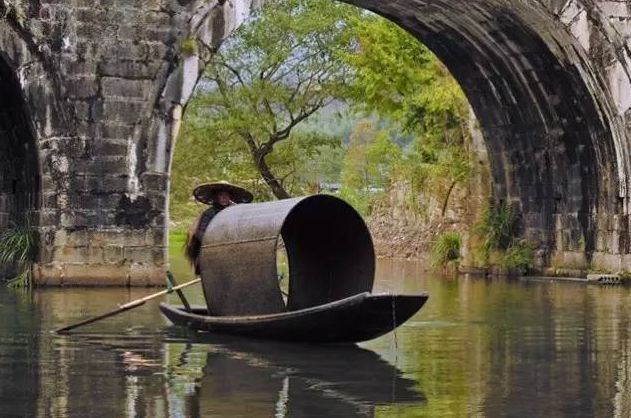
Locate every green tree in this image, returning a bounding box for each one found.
[339,121,401,214]
[194,0,360,199]
[344,14,473,215]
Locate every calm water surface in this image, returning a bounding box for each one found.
[0,258,630,417]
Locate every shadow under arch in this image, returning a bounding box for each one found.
[336,0,624,267]
[0,52,40,230]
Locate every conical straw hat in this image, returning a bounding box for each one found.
[193,181,254,204]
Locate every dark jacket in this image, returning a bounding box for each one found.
[191,204,224,274]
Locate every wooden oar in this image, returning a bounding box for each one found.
[54,278,201,334]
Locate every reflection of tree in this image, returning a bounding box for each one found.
[368,261,631,417]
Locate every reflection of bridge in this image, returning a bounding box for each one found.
[2,1,631,283]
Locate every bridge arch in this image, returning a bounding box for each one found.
[0,21,62,279]
[164,0,629,271]
[333,0,628,268]
[0,53,40,229]
[18,0,629,284]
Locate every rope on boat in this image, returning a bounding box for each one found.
[391,294,399,356]
[390,294,399,402]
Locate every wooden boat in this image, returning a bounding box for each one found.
[161,195,430,344]
[160,292,428,343]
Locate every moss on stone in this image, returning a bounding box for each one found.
[181,36,198,56]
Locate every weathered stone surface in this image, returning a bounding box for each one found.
[2,0,631,284]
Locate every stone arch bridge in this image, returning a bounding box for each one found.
[1,0,631,284]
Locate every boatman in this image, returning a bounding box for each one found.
[184,181,253,275]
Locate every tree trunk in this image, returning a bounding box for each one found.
[441,180,458,217]
[255,153,291,199]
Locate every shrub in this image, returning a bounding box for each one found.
[500,240,534,274]
[477,200,521,252]
[431,232,461,268]
[0,223,38,288]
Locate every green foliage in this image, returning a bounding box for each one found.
[191,0,361,198]
[472,200,534,273]
[477,200,521,252]
[172,0,475,229]
[171,105,343,226]
[339,121,401,215]
[500,240,534,274]
[181,37,198,56]
[344,15,470,139]
[6,269,32,289]
[431,232,462,268]
[0,223,37,288]
[342,14,473,217]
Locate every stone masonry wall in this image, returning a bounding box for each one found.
[2,0,631,284]
[0,0,258,284]
[351,0,631,274]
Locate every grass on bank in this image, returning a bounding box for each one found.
[0,223,38,288]
[431,232,461,268]
[473,200,535,274]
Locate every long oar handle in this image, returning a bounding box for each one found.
[55,278,201,334]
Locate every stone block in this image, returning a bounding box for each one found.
[101,122,136,139]
[88,246,104,264]
[148,228,167,246]
[69,193,101,210]
[141,172,169,192]
[53,229,68,247]
[102,100,146,124]
[124,246,154,264]
[607,231,620,254]
[64,76,98,99]
[145,27,176,44]
[620,254,631,270]
[101,77,153,99]
[62,264,129,286]
[591,252,623,272]
[152,246,167,265]
[128,263,167,286]
[88,140,129,157]
[99,176,131,194]
[86,230,148,247]
[53,245,89,263]
[73,100,91,121]
[595,229,608,252]
[39,210,61,227]
[32,263,64,286]
[560,251,589,270]
[98,59,162,79]
[104,245,125,263]
[75,156,130,175]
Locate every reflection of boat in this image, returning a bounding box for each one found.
[160,292,427,343]
[161,195,429,343]
[170,333,425,417]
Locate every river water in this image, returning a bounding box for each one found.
[0,258,629,417]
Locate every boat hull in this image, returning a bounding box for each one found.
[159,292,428,343]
